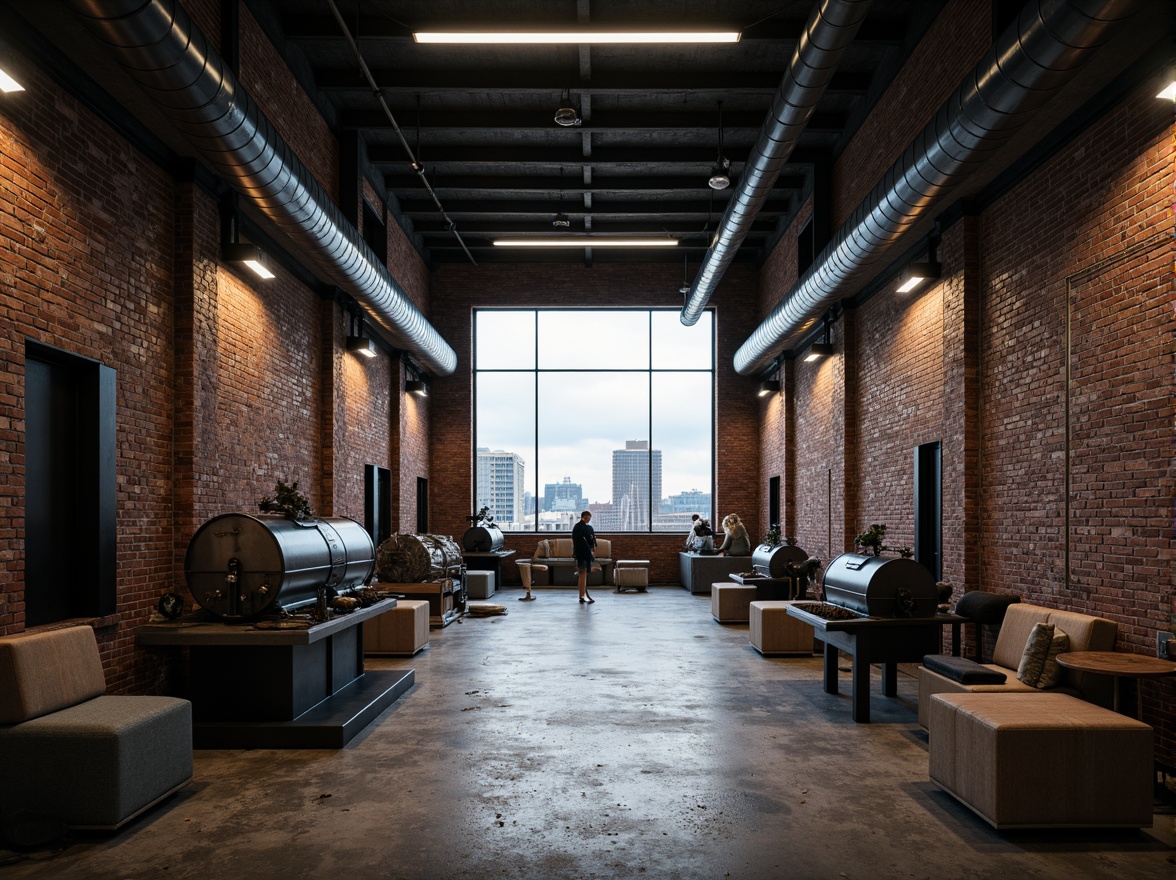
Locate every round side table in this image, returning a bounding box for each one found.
[1055,651,1176,717]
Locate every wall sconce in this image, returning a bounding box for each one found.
[0,67,24,93]
[346,313,377,358]
[804,314,835,362]
[1158,65,1176,100]
[222,242,275,280]
[896,261,941,293]
[757,379,780,397]
[405,379,428,397]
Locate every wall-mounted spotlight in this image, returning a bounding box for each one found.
[1157,65,1176,100]
[757,379,781,397]
[896,261,941,293]
[804,314,835,362]
[405,379,428,397]
[0,68,24,93]
[346,313,377,358]
[222,242,275,280]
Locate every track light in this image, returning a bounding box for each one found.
[896,261,941,293]
[405,379,428,397]
[223,242,275,280]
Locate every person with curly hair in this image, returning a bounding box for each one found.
[717,513,751,556]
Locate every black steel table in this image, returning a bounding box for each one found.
[786,605,969,723]
[462,549,517,586]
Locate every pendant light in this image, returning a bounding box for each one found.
[708,101,731,190]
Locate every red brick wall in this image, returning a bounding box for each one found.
[832,0,990,226]
[0,62,175,693]
[429,262,760,585]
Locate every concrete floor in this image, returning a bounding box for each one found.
[3,587,1174,879]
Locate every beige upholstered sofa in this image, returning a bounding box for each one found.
[0,626,193,829]
[531,538,613,586]
[917,601,1117,727]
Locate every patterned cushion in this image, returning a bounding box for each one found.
[1016,623,1069,688]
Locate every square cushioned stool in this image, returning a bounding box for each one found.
[363,599,430,656]
[928,692,1153,829]
[614,560,649,592]
[466,571,495,599]
[711,583,758,623]
[750,601,816,655]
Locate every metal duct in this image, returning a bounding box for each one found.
[68,0,458,376]
[733,0,1144,375]
[680,0,874,326]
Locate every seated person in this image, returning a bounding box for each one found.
[717,513,751,556]
[691,517,716,554]
[683,513,701,551]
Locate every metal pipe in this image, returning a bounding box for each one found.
[733,0,1145,375]
[680,0,875,326]
[68,0,458,376]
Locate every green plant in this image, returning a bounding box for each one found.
[763,525,782,547]
[468,505,496,527]
[259,479,314,521]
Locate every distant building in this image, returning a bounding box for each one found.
[665,489,712,517]
[611,440,662,531]
[475,448,525,527]
[543,476,585,513]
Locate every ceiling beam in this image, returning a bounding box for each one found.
[394,198,790,215]
[383,174,807,194]
[367,143,826,166]
[340,108,846,133]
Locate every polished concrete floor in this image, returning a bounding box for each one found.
[3,587,1174,879]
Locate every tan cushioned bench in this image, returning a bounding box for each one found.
[0,626,192,829]
[531,538,613,586]
[711,583,758,623]
[750,601,817,655]
[928,692,1152,829]
[917,602,1117,727]
[364,599,430,656]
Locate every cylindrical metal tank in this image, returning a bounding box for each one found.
[185,513,375,620]
[821,552,937,618]
[751,543,808,578]
[462,524,504,553]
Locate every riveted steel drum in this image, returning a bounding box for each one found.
[462,524,504,552]
[185,513,375,620]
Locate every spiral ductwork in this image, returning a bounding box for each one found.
[680,0,874,326]
[68,0,458,376]
[733,0,1144,375]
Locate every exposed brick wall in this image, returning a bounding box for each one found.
[429,262,761,585]
[978,84,1173,757]
[832,0,990,227]
[239,2,338,202]
[0,62,175,693]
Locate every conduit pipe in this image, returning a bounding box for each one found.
[733,0,1144,375]
[680,0,874,326]
[68,0,458,376]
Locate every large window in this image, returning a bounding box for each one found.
[475,309,713,533]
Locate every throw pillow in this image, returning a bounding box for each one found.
[1016,622,1069,688]
[1036,630,1070,688]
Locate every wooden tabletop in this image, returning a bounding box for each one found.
[1055,651,1176,678]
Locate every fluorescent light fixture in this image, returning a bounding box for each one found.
[347,335,377,358]
[414,30,740,44]
[803,343,834,363]
[223,242,275,280]
[896,261,941,293]
[405,379,428,397]
[492,238,678,248]
[0,68,24,93]
[757,379,780,397]
[1158,78,1176,101]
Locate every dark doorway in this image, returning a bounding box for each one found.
[914,441,942,581]
[25,343,116,625]
[364,464,393,546]
[769,475,781,535]
[416,477,429,534]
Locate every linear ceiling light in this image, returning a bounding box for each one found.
[414,30,740,44]
[493,238,678,248]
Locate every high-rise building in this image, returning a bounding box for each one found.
[475,448,525,527]
[543,476,585,513]
[611,440,662,531]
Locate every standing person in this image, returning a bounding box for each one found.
[572,509,597,604]
[717,513,752,556]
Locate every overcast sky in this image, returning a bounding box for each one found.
[476,309,713,505]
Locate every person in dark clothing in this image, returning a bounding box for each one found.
[572,509,597,604]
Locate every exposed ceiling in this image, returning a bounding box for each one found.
[254,0,947,265]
